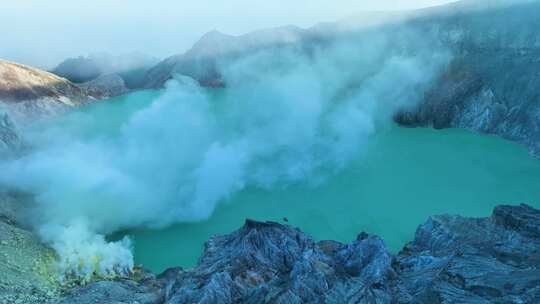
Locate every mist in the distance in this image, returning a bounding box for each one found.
[0,0,455,68]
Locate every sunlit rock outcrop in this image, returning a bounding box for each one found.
[0,60,91,124]
[0,59,132,138]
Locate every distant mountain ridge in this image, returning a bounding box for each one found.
[4,0,540,158]
[52,53,159,89]
[138,0,540,157]
[142,25,309,88]
[141,0,539,90]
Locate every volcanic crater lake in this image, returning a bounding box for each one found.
[39,90,540,273]
[131,123,540,272]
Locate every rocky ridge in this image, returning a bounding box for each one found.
[56,204,540,304]
[0,60,91,124]
[0,59,128,126]
[395,0,540,157]
[139,0,540,158]
[0,113,22,157]
[0,59,128,156]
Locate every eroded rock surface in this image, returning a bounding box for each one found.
[395,1,540,157]
[79,73,129,99]
[396,204,540,303]
[0,60,90,124]
[0,192,59,304]
[0,113,22,157]
[57,204,540,303]
[141,0,540,159]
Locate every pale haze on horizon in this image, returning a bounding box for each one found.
[0,0,456,69]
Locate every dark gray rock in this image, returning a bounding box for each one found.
[79,73,129,99]
[395,1,540,157]
[56,204,540,303]
[169,204,540,304]
[165,220,401,304]
[141,1,540,159]
[395,204,540,303]
[55,278,163,304]
[0,113,22,156]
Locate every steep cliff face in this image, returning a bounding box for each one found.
[57,204,540,303]
[140,0,540,157]
[396,0,540,157]
[0,113,22,156]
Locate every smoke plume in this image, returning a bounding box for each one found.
[0,31,450,280]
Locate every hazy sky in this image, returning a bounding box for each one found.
[0,0,455,68]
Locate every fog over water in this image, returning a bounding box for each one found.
[0,33,450,279]
[131,124,540,272]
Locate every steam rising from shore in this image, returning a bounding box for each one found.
[0,34,450,279]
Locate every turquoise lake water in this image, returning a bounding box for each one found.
[36,90,540,273]
[131,124,540,272]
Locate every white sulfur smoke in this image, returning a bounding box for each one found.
[39,219,133,283]
[0,32,450,279]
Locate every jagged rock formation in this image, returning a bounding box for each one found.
[0,113,22,156]
[78,74,129,99]
[395,0,540,157]
[0,59,129,139]
[397,204,540,303]
[140,0,540,158]
[57,204,540,303]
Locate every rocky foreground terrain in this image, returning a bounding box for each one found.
[0,114,22,157]
[48,203,539,303]
[2,192,538,303]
